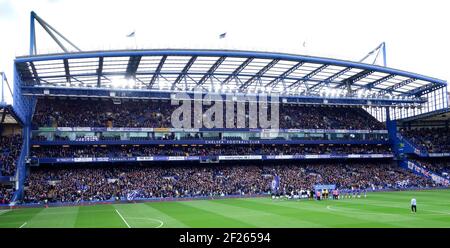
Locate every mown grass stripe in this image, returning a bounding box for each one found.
[180,199,324,227]
[149,201,256,228]
[0,189,449,228]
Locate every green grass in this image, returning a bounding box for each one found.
[1,189,450,228]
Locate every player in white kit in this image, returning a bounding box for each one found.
[411,198,417,213]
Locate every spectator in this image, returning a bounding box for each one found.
[0,135,22,176]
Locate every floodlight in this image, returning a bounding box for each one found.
[111,77,128,88]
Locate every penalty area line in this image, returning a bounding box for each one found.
[126,217,164,228]
[115,209,131,228]
[19,222,27,228]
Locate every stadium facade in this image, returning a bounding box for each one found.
[1,12,449,205]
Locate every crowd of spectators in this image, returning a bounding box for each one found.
[33,132,387,143]
[412,158,450,179]
[0,185,14,204]
[32,98,385,130]
[0,135,22,176]
[280,105,384,130]
[30,144,392,158]
[22,161,436,204]
[401,128,450,153]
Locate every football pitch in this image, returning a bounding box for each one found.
[1,189,450,228]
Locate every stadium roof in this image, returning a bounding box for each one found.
[0,104,22,125]
[398,107,450,123]
[14,49,446,99]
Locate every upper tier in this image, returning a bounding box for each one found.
[32,98,385,130]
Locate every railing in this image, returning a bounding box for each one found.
[396,133,428,156]
[36,154,394,164]
[31,127,389,145]
[31,139,389,146]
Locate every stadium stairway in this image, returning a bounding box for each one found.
[385,108,427,158]
[395,133,429,157]
[385,113,444,185]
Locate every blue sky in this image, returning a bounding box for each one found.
[1,0,449,103]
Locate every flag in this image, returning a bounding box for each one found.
[271,175,280,191]
[219,32,227,39]
[126,190,139,201]
[126,31,135,38]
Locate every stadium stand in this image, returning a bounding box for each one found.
[0,185,13,204]
[0,184,14,204]
[22,161,435,204]
[32,98,385,130]
[410,158,450,179]
[5,18,448,206]
[29,144,392,158]
[401,128,450,153]
[0,135,22,176]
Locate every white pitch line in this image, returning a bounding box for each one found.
[115,209,131,228]
[326,205,450,216]
[19,222,27,228]
[0,209,10,215]
[152,219,164,228]
[127,217,164,228]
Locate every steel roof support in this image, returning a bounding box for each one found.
[287,64,329,90]
[0,75,3,104]
[149,55,166,89]
[401,84,442,97]
[240,59,279,90]
[171,56,197,90]
[63,59,71,84]
[360,42,387,67]
[97,57,103,87]
[334,70,374,90]
[378,78,416,95]
[307,67,353,93]
[19,85,427,105]
[23,71,382,88]
[365,74,395,89]
[15,63,34,84]
[29,12,37,55]
[15,49,445,86]
[1,73,12,104]
[265,61,304,88]
[221,57,253,86]
[29,62,40,85]
[196,56,226,87]
[125,56,142,79]
[29,11,81,55]
[15,48,446,101]
[0,107,6,124]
